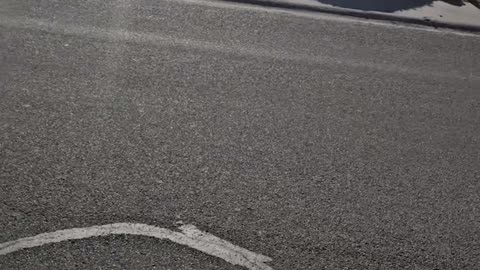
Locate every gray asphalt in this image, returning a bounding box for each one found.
[1,0,479,269]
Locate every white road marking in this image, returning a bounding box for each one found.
[0,223,273,270]
[174,0,480,37]
[0,16,477,82]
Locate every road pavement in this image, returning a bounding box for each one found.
[1,0,479,269]
[229,0,480,30]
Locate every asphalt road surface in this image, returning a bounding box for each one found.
[1,0,479,269]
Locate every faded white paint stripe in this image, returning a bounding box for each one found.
[0,16,477,81]
[0,223,273,270]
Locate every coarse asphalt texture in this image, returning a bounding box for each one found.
[1,0,479,269]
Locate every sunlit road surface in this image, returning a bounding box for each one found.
[1,0,479,269]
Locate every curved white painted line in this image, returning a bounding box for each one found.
[0,223,273,270]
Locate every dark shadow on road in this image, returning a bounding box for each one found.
[315,0,470,12]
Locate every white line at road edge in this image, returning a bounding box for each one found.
[0,223,273,270]
[1,16,478,82]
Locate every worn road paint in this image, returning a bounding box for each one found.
[0,223,273,270]
[0,16,477,81]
